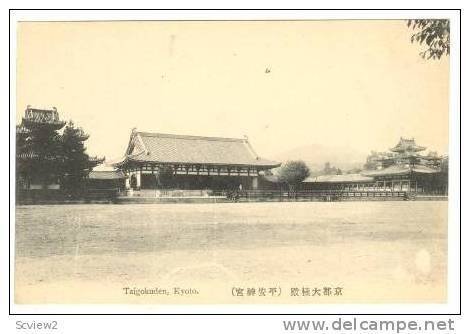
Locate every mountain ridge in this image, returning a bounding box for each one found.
[271,143,368,173]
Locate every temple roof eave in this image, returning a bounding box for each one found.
[361,164,441,177]
[21,118,66,130]
[114,156,280,169]
[390,146,426,153]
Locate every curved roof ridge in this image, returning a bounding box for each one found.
[136,131,247,143]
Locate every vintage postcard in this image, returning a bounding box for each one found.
[13,15,454,308]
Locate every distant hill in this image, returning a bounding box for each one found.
[272,143,368,175]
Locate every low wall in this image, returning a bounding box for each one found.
[16,188,119,205]
[116,190,448,204]
[116,196,228,204]
[16,189,448,205]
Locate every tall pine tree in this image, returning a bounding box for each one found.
[60,121,99,196]
[16,108,102,198]
[16,115,64,190]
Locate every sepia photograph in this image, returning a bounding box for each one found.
[13,15,453,307]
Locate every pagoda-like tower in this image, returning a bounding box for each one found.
[385,137,427,167]
[362,137,447,194]
[20,106,66,130]
[16,106,66,191]
[16,106,66,159]
[390,137,426,154]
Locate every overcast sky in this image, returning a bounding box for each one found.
[16,20,449,161]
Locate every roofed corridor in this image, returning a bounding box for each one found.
[92,133,447,200]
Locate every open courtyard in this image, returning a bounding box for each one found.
[15,201,447,304]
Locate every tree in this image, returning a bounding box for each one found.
[16,111,102,198]
[407,19,450,59]
[60,121,98,196]
[322,161,342,175]
[16,120,64,189]
[345,167,361,174]
[278,160,310,193]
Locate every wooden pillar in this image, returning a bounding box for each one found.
[136,168,141,189]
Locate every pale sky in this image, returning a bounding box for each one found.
[16,20,449,161]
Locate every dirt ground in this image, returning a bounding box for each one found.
[14,201,447,304]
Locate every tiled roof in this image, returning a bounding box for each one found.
[390,137,426,153]
[362,164,440,176]
[262,174,374,184]
[122,131,280,168]
[412,165,442,174]
[303,174,374,183]
[89,163,125,179]
[89,170,126,180]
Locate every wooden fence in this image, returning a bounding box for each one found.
[212,190,412,202]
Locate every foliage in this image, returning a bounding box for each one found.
[345,168,362,175]
[407,19,450,59]
[16,124,63,187]
[278,160,310,190]
[16,118,100,197]
[322,162,342,175]
[363,151,393,170]
[60,122,95,195]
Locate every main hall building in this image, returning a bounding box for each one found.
[113,129,280,192]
